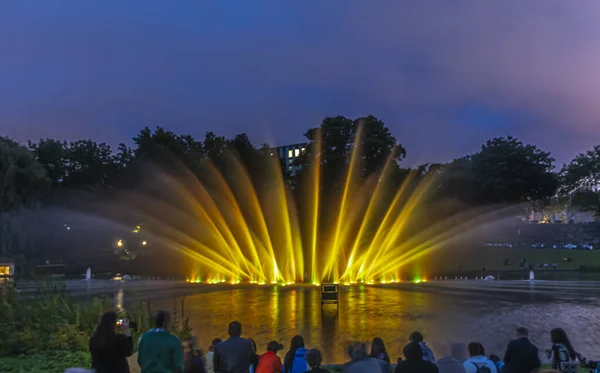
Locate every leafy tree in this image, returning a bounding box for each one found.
[570,189,600,212]
[133,127,204,174]
[470,137,557,204]
[0,137,50,211]
[296,115,406,191]
[113,143,134,170]
[560,144,600,195]
[28,139,68,186]
[62,140,117,187]
[439,137,558,206]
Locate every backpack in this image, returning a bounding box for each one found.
[471,362,492,373]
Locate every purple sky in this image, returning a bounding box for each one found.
[1,1,600,165]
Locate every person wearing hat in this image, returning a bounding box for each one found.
[256,341,284,373]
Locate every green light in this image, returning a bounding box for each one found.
[413,278,422,284]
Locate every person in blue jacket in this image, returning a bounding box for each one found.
[283,335,308,373]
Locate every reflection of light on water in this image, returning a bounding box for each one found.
[290,289,297,336]
[115,288,124,311]
[151,280,600,364]
[270,286,279,340]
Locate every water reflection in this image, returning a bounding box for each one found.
[150,282,600,363]
[115,288,124,312]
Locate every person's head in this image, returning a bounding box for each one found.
[468,342,484,357]
[209,338,222,352]
[267,341,284,353]
[550,328,576,360]
[248,338,257,352]
[285,335,306,370]
[306,348,323,368]
[290,335,305,350]
[409,331,424,343]
[185,337,196,352]
[228,321,242,337]
[403,341,423,361]
[154,310,171,330]
[347,342,368,361]
[449,342,468,362]
[90,311,118,349]
[516,327,529,338]
[370,337,387,357]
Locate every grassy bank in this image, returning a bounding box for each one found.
[1,351,91,373]
[413,246,600,275]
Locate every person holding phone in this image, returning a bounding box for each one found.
[89,311,134,373]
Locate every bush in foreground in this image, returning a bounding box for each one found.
[0,283,192,357]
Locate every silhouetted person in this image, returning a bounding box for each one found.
[214,321,253,373]
[410,331,435,362]
[184,338,207,373]
[503,327,541,373]
[304,349,329,373]
[548,328,577,371]
[206,339,223,373]
[343,342,389,373]
[284,335,308,373]
[369,337,391,363]
[435,343,466,373]
[395,341,439,373]
[89,311,134,373]
[248,338,259,373]
[138,310,184,373]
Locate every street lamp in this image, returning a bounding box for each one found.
[142,241,147,246]
[117,239,123,247]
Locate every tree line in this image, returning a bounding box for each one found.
[1,115,599,218]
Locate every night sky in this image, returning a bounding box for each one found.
[1,1,599,165]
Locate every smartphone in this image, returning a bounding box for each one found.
[116,318,137,330]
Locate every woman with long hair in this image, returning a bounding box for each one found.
[249,338,259,373]
[549,328,577,371]
[89,311,134,373]
[369,337,390,363]
[283,335,308,373]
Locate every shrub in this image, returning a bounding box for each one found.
[0,283,193,357]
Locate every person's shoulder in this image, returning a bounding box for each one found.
[166,332,182,344]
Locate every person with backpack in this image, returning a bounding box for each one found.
[547,328,578,373]
[462,342,497,373]
[283,335,308,373]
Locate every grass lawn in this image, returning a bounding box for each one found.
[413,246,600,274]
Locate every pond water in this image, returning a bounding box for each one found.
[150,280,600,364]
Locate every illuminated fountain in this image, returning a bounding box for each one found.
[115,125,499,285]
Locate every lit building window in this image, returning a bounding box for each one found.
[289,159,293,164]
[288,166,292,172]
[295,149,300,157]
[288,150,293,158]
[301,147,306,153]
